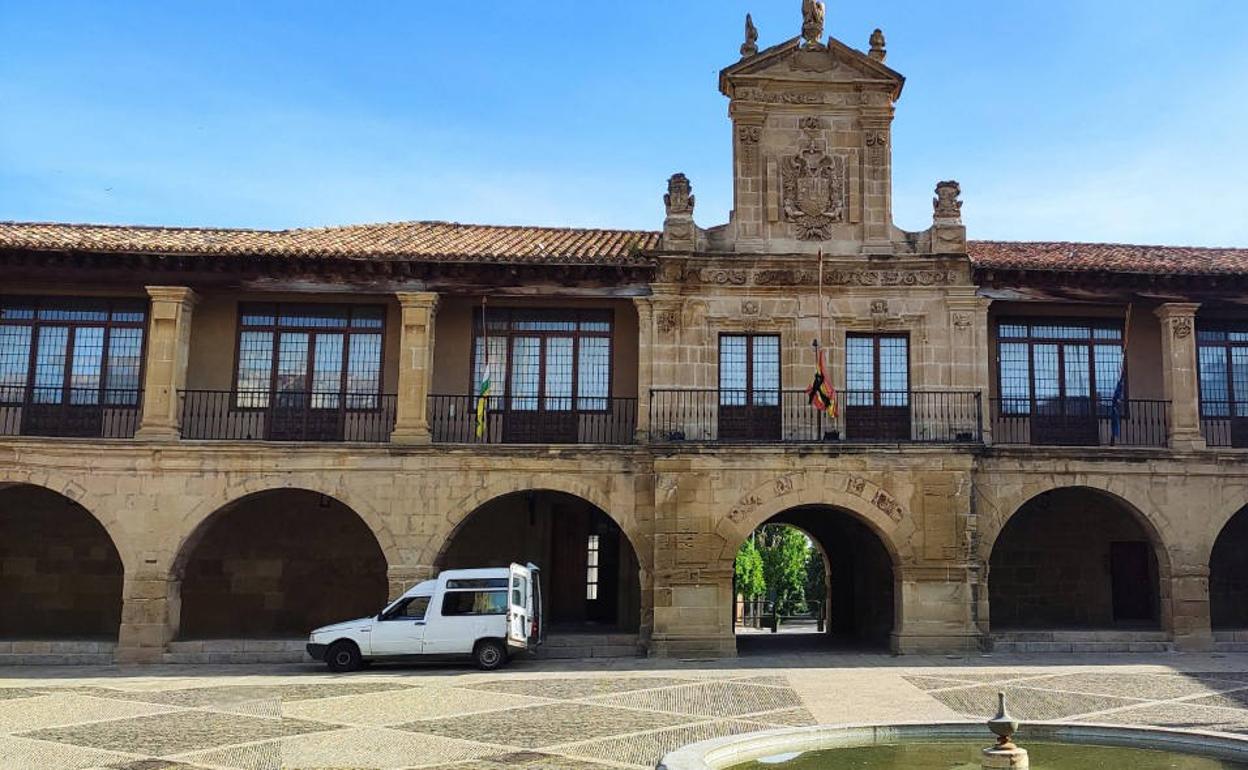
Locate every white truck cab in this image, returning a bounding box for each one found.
[307,562,542,671]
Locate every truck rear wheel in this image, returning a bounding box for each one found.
[473,639,507,671]
[325,640,362,672]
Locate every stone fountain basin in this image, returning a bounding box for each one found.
[656,721,1248,770]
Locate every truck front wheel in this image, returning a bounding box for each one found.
[325,640,363,672]
[473,639,507,671]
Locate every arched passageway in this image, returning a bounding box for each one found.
[989,487,1163,630]
[1211,506,1248,630]
[0,484,123,639]
[735,505,895,653]
[438,491,642,633]
[176,489,388,638]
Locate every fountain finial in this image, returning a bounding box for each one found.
[987,691,1019,749]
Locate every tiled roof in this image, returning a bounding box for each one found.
[969,240,1248,276]
[0,220,661,267]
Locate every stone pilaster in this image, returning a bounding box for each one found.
[860,115,894,254]
[730,108,766,248]
[1169,564,1214,652]
[1155,303,1206,451]
[948,293,992,443]
[390,292,439,445]
[116,569,181,663]
[633,297,654,442]
[135,286,198,441]
[892,565,980,654]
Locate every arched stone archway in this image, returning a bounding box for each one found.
[437,490,646,636]
[988,487,1168,633]
[1210,505,1248,631]
[174,488,388,638]
[734,505,896,653]
[0,483,124,639]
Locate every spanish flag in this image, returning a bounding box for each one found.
[806,347,838,418]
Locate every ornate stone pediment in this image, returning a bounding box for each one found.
[719,37,904,97]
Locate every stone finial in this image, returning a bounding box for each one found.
[741,13,759,58]
[933,180,963,224]
[869,28,886,61]
[665,173,695,216]
[801,0,826,49]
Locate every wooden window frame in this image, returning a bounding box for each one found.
[717,332,781,405]
[993,316,1126,416]
[232,302,386,412]
[1196,320,1248,418]
[0,295,148,407]
[470,308,615,413]
[845,332,911,406]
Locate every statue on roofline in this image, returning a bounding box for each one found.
[801,0,825,48]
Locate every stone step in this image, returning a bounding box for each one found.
[1213,629,1248,652]
[0,640,116,666]
[990,630,1174,654]
[165,639,306,664]
[535,633,643,659]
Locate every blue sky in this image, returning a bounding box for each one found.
[2,1,1247,246]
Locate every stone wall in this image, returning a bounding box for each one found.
[1211,507,1248,629]
[0,484,123,639]
[178,489,388,638]
[988,487,1158,629]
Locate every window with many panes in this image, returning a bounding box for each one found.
[234,303,384,409]
[1197,321,1248,418]
[846,333,909,407]
[586,534,600,601]
[719,334,780,406]
[0,297,146,406]
[471,309,612,411]
[995,318,1124,414]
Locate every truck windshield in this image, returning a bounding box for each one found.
[442,590,507,616]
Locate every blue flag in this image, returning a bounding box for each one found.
[1109,373,1126,442]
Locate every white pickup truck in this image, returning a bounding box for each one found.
[307,563,542,671]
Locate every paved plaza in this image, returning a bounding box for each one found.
[3,652,1248,769]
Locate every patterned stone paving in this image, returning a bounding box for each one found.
[0,660,1246,769]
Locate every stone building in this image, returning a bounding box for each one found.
[2,6,1247,664]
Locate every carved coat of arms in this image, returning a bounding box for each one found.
[782,145,846,240]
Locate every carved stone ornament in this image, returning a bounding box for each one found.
[737,125,762,144]
[1173,317,1193,339]
[655,310,679,335]
[952,312,972,330]
[865,130,888,165]
[933,180,963,222]
[869,28,887,62]
[782,143,847,240]
[741,13,759,58]
[870,299,889,315]
[801,0,825,48]
[742,299,760,316]
[665,173,695,216]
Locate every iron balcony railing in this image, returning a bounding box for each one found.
[179,390,397,442]
[649,389,982,444]
[0,386,141,438]
[1200,402,1248,448]
[990,397,1169,448]
[429,394,637,444]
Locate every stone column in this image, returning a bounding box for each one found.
[633,297,654,442]
[387,564,437,601]
[116,568,181,663]
[1169,563,1214,652]
[1155,303,1205,451]
[390,292,439,445]
[892,566,980,654]
[135,286,198,441]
